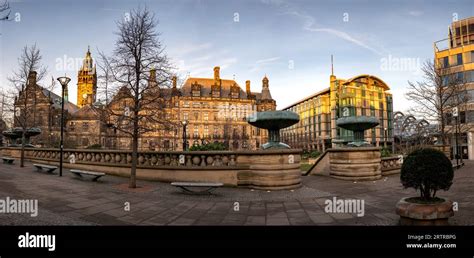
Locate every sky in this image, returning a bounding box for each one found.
[0,0,473,112]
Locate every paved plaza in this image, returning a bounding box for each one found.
[0,161,473,225]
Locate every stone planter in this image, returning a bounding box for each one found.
[396,197,454,225]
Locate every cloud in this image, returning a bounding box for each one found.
[263,1,384,56]
[408,11,424,17]
[250,56,281,72]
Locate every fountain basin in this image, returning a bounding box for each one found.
[336,116,379,147]
[2,127,41,147]
[336,116,379,131]
[247,111,299,149]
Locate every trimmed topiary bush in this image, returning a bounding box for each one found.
[400,148,453,202]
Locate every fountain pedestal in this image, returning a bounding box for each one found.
[329,116,382,181]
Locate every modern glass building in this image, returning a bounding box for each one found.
[434,16,474,160]
[281,74,393,151]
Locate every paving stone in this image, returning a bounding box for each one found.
[1,160,474,225]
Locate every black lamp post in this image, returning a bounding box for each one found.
[182,120,188,151]
[56,75,71,177]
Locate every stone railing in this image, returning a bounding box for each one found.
[28,148,242,169]
[380,156,402,176]
[1,147,302,190]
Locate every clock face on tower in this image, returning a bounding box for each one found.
[83,93,88,99]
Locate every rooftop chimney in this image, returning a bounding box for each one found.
[214,66,220,81]
[246,80,251,93]
[172,76,177,88]
[28,71,37,86]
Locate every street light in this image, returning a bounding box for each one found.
[182,120,188,151]
[56,75,71,177]
[384,127,388,149]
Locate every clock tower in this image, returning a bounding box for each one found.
[77,46,97,108]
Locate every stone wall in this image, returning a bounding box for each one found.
[0,147,301,190]
[328,147,382,181]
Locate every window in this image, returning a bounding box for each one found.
[471,51,474,63]
[204,125,209,137]
[183,101,189,107]
[203,112,209,121]
[442,56,449,68]
[465,71,474,82]
[193,127,199,138]
[442,75,449,86]
[82,122,89,130]
[183,112,189,121]
[193,112,199,121]
[456,53,463,65]
[192,90,200,97]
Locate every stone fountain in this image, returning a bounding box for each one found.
[246,110,302,190]
[328,114,382,181]
[336,116,379,147]
[2,127,41,147]
[247,111,299,149]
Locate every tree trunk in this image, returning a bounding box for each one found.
[129,114,139,189]
[20,128,25,167]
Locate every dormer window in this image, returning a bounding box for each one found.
[211,84,221,98]
[191,81,201,97]
[230,83,240,99]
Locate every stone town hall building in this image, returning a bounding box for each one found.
[13,48,276,151]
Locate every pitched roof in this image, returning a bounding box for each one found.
[41,88,79,113]
[71,104,103,120]
[181,78,249,99]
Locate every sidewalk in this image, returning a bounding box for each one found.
[0,160,472,225]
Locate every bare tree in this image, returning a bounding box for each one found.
[96,51,114,105]
[0,0,11,21]
[100,7,174,188]
[7,44,49,167]
[8,43,48,89]
[405,59,467,145]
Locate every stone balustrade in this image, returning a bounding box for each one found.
[380,156,402,176]
[0,147,301,190]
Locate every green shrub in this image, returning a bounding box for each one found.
[400,148,453,201]
[308,150,321,158]
[302,150,321,159]
[86,144,102,149]
[380,147,391,157]
[189,142,227,151]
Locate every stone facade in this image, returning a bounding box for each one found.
[12,49,276,151]
[13,71,78,147]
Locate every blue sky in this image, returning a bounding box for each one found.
[1,0,473,111]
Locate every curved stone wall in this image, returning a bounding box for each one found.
[328,147,382,181]
[0,147,302,190]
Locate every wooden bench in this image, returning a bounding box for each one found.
[2,157,15,164]
[70,169,106,181]
[171,182,224,195]
[33,163,58,174]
